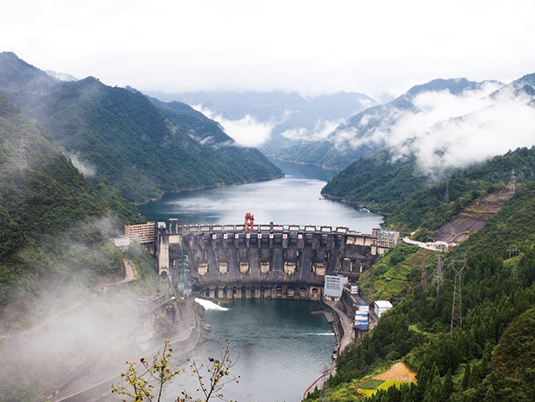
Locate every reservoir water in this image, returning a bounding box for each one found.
[138,159,383,401]
[164,299,337,402]
[137,159,383,231]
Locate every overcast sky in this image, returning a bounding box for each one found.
[2,0,535,101]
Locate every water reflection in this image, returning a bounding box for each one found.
[137,159,383,232]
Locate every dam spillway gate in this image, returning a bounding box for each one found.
[157,222,393,301]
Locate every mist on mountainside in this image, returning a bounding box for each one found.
[336,79,535,179]
[0,52,283,204]
[147,90,377,151]
[0,278,147,402]
[158,77,535,177]
[268,76,535,176]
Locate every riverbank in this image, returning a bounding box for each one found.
[302,296,357,399]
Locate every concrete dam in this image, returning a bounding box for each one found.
[155,220,399,301]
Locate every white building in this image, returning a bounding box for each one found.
[374,300,393,318]
[324,275,346,299]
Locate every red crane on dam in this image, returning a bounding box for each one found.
[244,212,255,232]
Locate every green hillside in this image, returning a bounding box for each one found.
[321,149,425,207]
[311,125,535,402]
[0,52,282,203]
[306,182,535,402]
[322,146,535,237]
[0,91,147,323]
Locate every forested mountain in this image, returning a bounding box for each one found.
[490,72,535,99]
[0,52,282,203]
[305,81,535,401]
[322,146,535,236]
[0,89,161,401]
[321,72,535,231]
[170,78,503,171]
[0,90,144,316]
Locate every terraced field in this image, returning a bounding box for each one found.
[435,188,513,243]
[357,362,417,397]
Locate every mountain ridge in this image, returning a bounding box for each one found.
[0,52,283,203]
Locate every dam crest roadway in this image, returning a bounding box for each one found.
[155,219,400,301]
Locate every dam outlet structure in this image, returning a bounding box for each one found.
[155,220,399,301]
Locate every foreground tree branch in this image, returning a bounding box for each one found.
[111,339,238,402]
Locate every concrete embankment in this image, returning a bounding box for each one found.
[302,296,356,400]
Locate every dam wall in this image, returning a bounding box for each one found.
[157,223,395,300]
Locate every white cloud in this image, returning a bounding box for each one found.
[66,152,96,176]
[383,84,500,146]
[193,106,275,148]
[388,88,535,177]
[280,119,342,142]
[281,127,307,141]
[408,96,535,176]
[2,1,535,100]
[327,83,535,177]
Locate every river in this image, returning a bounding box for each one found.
[137,159,383,402]
[164,299,337,402]
[137,159,383,231]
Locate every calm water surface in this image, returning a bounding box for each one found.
[141,160,383,402]
[165,299,336,402]
[137,159,383,232]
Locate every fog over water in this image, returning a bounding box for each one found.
[137,159,383,232]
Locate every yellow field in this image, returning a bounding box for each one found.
[356,362,417,398]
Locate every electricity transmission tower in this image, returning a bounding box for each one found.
[450,259,467,332]
[435,255,445,296]
[507,244,518,259]
[510,169,516,194]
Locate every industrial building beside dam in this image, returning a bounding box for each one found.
[123,216,400,301]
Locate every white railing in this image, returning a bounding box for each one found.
[175,223,354,235]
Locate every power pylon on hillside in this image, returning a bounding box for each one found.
[450,259,467,332]
[510,169,516,194]
[18,138,27,169]
[435,254,445,296]
[507,244,518,259]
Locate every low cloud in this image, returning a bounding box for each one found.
[281,119,342,141]
[193,105,275,147]
[332,82,535,178]
[0,215,142,400]
[405,93,535,177]
[66,152,96,177]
